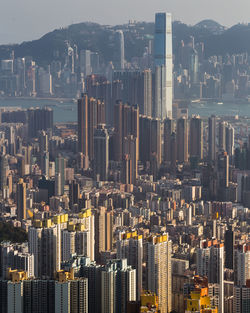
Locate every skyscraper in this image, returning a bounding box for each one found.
[114,30,125,70]
[224,226,235,270]
[101,259,136,313]
[94,207,113,263]
[163,118,174,163]
[190,115,203,161]
[17,178,26,221]
[234,244,250,287]
[116,231,143,300]
[78,94,88,157]
[208,115,216,162]
[147,234,172,313]
[154,12,173,119]
[80,50,91,76]
[197,240,224,313]
[177,117,189,163]
[93,125,109,181]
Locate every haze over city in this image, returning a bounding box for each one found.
[0,2,250,313]
[1,0,250,44]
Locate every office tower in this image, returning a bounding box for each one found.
[219,121,226,151]
[81,257,102,313]
[164,118,174,163]
[113,102,139,162]
[233,284,250,313]
[147,234,172,313]
[80,50,91,76]
[189,48,199,84]
[234,244,250,286]
[208,115,216,162]
[190,115,203,160]
[78,94,88,157]
[177,117,188,163]
[197,241,224,313]
[91,52,100,73]
[154,12,173,119]
[55,156,65,195]
[114,30,125,70]
[116,231,143,300]
[69,180,80,210]
[224,226,235,269]
[94,207,113,263]
[101,259,136,313]
[27,107,53,138]
[93,125,109,181]
[17,178,26,221]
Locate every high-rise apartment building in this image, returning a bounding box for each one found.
[93,125,109,181]
[101,259,136,313]
[197,240,224,313]
[116,231,143,300]
[114,102,139,162]
[177,117,189,163]
[78,94,88,157]
[94,207,113,263]
[17,178,26,221]
[234,244,250,287]
[225,226,235,270]
[163,118,174,163]
[208,115,216,162]
[154,12,173,119]
[147,234,172,313]
[190,115,203,160]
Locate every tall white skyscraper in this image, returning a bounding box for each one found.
[114,30,125,70]
[154,12,173,119]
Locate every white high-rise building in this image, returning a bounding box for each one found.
[234,245,250,287]
[116,231,143,300]
[61,230,76,262]
[147,234,172,313]
[197,240,224,313]
[154,12,173,119]
[101,259,136,313]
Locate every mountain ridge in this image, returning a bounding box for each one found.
[0,20,249,66]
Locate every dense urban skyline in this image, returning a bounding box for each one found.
[1,0,250,44]
[0,7,250,313]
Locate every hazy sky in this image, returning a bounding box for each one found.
[1,0,249,44]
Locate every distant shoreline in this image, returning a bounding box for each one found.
[0,96,75,102]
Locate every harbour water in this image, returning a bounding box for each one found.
[0,98,250,123]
